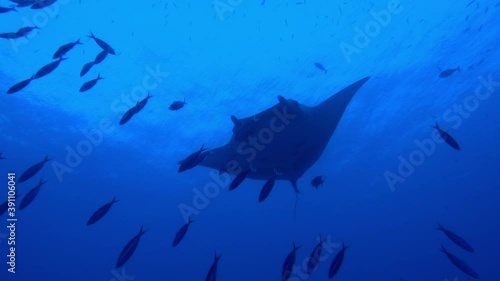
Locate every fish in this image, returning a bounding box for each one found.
[31,0,57,9]
[307,236,324,274]
[228,167,252,191]
[88,32,116,55]
[195,77,370,200]
[80,74,103,92]
[0,32,22,39]
[33,57,66,79]
[440,246,479,279]
[439,66,460,78]
[116,225,147,268]
[258,169,279,202]
[134,93,152,113]
[314,62,328,74]
[0,6,17,13]
[178,145,208,173]
[433,123,461,150]
[205,252,221,281]
[19,179,47,210]
[169,98,187,111]
[94,49,108,64]
[53,39,81,59]
[16,26,38,37]
[10,0,35,7]
[6,77,33,94]
[172,216,194,247]
[119,104,138,125]
[19,155,51,183]
[80,61,95,77]
[328,243,348,279]
[437,224,474,253]
[311,176,324,188]
[87,197,118,225]
[282,242,301,281]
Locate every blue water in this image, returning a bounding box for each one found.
[1,0,499,280]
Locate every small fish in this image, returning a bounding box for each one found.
[328,243,348,279]
[228,167,252,191]
[87,197,118,225]
[33,57,67,79]
[314,62,327,74]
[16,26,38,37]
[88,32,116,55]
[53,39,81,59]
[119,105,137,125]
[19,179,47,210]
[282,242,301,281]
[310,176,324,188]
[0,32,22,39]
[440,246,479,279]
[7,77,33,94]
[172,216,194,247]
[0,6,17,13]
[19,155,51,183]
[437,224,474,253]
[94,49,108,64]
[80,61,95,77]
[178,145,207,172]
[116,225,147,268]
[433,123,460,150]
[80,74,103,92]
[31,0,57,10]
[439,66,460,78]
[169,98,187,111]
[134,93,152,113]
[259,169,279,202]
[307,236,324,274]
[205,252,221,281]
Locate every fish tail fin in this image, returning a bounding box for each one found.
[188,216,194,224]
[432,122,439,129]
[44,155,52,162]
[98,74,104,80]
[214,251,222,261]
[112,197,118,203]
[436,222,444,231]
[88,32,95,39]
[76,38,82,45]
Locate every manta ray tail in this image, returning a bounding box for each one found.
[290,179,300,222]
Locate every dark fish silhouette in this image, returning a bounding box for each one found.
[116,225,147,268]
[205,252,221,281]
[80,74,103,92]
[80,61,94,77]
[16,26,38,37]
[31,0,57,9]
[440,246,479,279]
[259,170,278,202]
[172,216,193,247]
[314,62,328,74]
[19,155,51,183]
[94,49,108,64]
[87,197,118,225]
[119,105,137,125]
[88,32,116,55]
[19,179,47,210]
[328,243,348,279]
[134,93,152,113]
[307,236,324,274]
[33,57,66,79]
[169,99,186,111]
[178,145,207,172]
[437,224,474,253]
[10,0,35,8]
[0,32,22,39]
[439,66,460,78]
[228,167,252,191]
[282,242,301,281]
[433,123,460,150]
[7,77,33,94]
[0,6,17,13]
[53,39,81,59]
[311,176,324,188]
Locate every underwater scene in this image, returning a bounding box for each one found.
[1,0,499,280]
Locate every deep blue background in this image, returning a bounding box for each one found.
[1,0,499,280]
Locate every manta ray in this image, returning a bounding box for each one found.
[196,77,371,192]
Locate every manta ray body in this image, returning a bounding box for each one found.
[196,77,370,191]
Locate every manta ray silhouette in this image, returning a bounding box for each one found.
[196,76,371,192]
